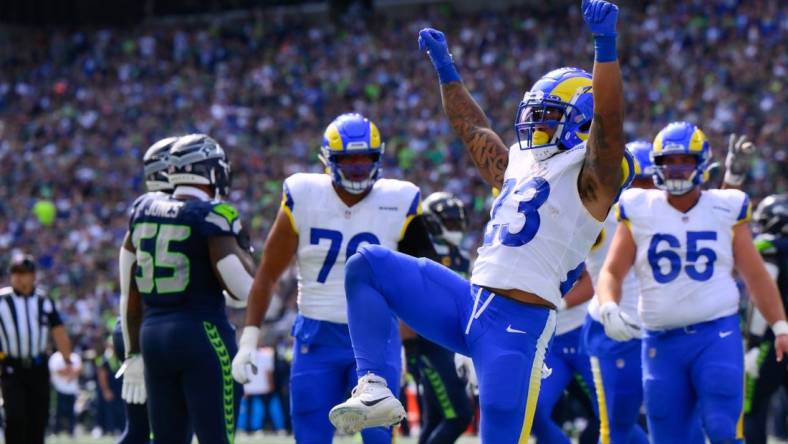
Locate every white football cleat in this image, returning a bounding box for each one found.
[329,373,405,434]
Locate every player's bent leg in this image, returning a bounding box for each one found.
[346,245,472,372]
[291,339,354,444]
[180,321,242,444]
[692,318,745,444]
[471,291,556,444]
[531,345,573,444]
[330,245,472,434]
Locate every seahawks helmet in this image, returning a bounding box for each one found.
[167,134,232,198]
[319,113,384,194]
[515,67,593,160]
[626,140,656,181]
[422,192,467,246]
[651,122,711,195]
[753,194,788,235]
[143,137,179,192]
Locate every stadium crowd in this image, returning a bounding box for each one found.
[0,0,784,435]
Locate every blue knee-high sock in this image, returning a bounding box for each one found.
[345,252,395,380]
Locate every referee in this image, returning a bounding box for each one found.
[0,253,73,444]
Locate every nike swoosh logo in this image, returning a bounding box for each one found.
[506,325,527,334]
[719,331,733,338]
[360,397,388,407]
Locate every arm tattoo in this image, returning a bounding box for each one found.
[441,83,508,189]
[580,112,623,203]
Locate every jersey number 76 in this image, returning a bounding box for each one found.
[310,228,380,283]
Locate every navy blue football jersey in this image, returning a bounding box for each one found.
[432,239,470,277]
[755,234,788,307]
[128,193,243,319]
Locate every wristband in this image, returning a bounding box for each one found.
[772,320,788,337]
[435,61,461,85]
[239,326,260,349]
[593,35,617,63]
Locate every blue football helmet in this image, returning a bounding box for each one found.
[319,113,384,194]
[515,67,593,160]
[626,140,656,181]
[651,122,711,195]
[143,136,179,192]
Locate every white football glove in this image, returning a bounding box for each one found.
[599,302,641,341]
[116,355,147,404]
[723,133,755,186]
[744,347,761,379]
[454,353,478,395]
[231,326,259,384]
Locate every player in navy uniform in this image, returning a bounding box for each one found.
[119,134,255,443]
[403,192,473,444]
[744,194,788,444]
[114,136,179,444]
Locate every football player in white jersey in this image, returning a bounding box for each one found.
[581,140,654,444]
[597,121,788,444]
[231,113,434,444]
[327,1,635,442]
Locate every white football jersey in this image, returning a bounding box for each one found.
[586,209,640,323]
[472,143,611,307]
[283,173,420,324]
[619,188,751,330]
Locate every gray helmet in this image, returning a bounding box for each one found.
[167,134,232,198]
[143,137,179,192]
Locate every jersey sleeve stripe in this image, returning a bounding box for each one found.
[399,192,422,241]
[615,203,628,221]
[280,185,298,234]
[615,203,632,230]
[735,194,751,225]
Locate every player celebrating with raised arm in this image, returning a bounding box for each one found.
[596,122,788,444]
[231,113,435,444]
[120,134,255,443]
[328,1,633,442]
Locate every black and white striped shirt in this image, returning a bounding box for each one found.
[0,286,62,360]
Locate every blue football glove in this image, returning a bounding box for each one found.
[418,28,461,84]
[582,0,619,62]
[582,0,618,36]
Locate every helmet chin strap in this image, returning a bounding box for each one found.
[530,144,561,161]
